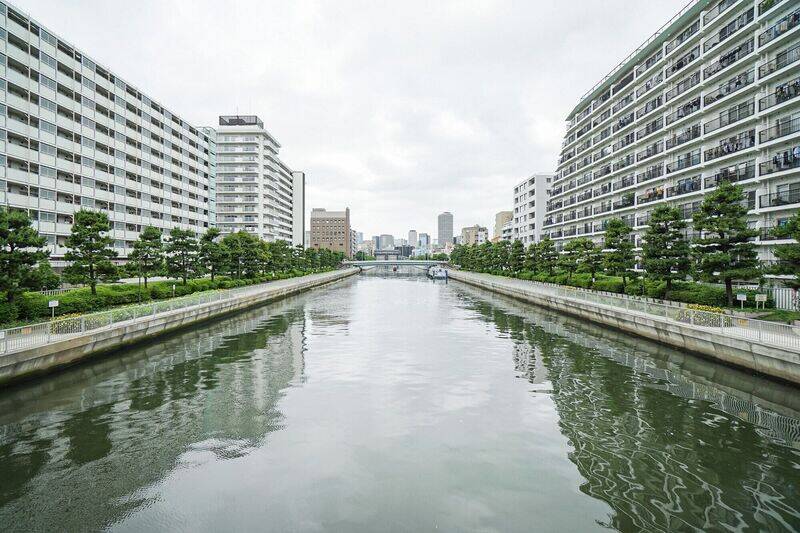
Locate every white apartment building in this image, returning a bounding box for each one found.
[512,173,552,244]
[0,2,214,265]
[408,229,418,248]
[501,220,513,241]
[549,0,800,261]
[214,115,304,245]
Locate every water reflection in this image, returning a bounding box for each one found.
[0,295,311,531]
[455,283,800,530]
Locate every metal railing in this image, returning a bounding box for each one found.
[0,271,347,355]
[759,42,800,78]
[453,272,800,352]
[760,116,800,143]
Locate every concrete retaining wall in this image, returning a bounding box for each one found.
[0,269,358,387]
[448,269,800,385]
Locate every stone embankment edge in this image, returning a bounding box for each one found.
[448,269,800,386]
[0,268,359,387]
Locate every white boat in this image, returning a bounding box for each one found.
[428,266,448,280]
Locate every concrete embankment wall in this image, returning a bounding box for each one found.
[448,269,800,385]
[0,269,358,387]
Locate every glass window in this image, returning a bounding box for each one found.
[39,188,55,200]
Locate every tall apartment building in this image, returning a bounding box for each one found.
[408,229,418,248]
[549,0,800,261]
[214,115,304,245]
[437,211,453,247]
[309,207,352,257]
[493,210,512,240]
[461,224,488,245]
[513,173,552,245]
[0,2,214,266]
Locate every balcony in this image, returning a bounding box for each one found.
[705,161,756,187]
[704,9,754,53]
[612,93,635,114]
[704,69,755,106]
[704,0,737,25]
[758,76,800,111]
[666,124,702,150]
[667,46,699,78]
[760,148,800,175]
[759,115,800,143]
[667,149,701,173]
[637,188,664,205]
[594,203,612,215]
[666,71,700,102]
[613,194,635,210]
[637,164,664,183]
[666,176,701,197]
[612,112,635,133]
[613,71,635,95]
[636,141,664,162]
[703,101,755,134]
[759,0,788,16]
[612,175,635,190]
[636,50,662,77]
[665,20,700,54]
[759,42,800,78]
[665,97,701,125]
[704,39,754,79]
[760,183,800,208]
[759,7,800,47]
[704,130,755,162]
[636,95,663,119]
[636,117,664,140]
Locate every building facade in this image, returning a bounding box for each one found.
[0,2,215,266]
[214,115,303,245]
[548,0,800,260]
[493,210,513,241]
[378,234,394,250]
[461,224,488,245]
[309,207,352,257]
[437,211,453,247]
[501,220,514,241]
[408,229,418,247]
[513,173,552,245]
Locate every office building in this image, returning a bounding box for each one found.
[309,207,352,257]
[214,115,304,245]
[513,173,552,244]
[549,0,800,261]
[437,212,454,247]
[493,210,513,241]
[408,229,418,247]
[0,2,214,266]
[418,232,431,248]
[355,231,364,244]
[379,234,394,250]
[461,224,488,245]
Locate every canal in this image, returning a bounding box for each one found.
[1,275,799,531]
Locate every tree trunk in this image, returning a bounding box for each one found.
[725,278,733,307]
[665,278,672,301]
[144,277,148,288]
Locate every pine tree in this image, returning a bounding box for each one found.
[0,209,50,302]
[509,240,525,273]
[771,213,800,289]
[536,237,557,276]
[577,239,604,287]
[523,243,537,272]
[199,228,227,281]
[129,226,164,288]
[165,228,198,285]
[559,238,584,281]
[603,218,635,290]
[692,181,760,306]
[642,205,690,299]
[63,209,118,295]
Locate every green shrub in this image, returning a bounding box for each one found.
[593,276,625,293]
[0,299,18,324]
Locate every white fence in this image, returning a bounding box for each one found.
[463,274,800,352]
[770,287,799,311]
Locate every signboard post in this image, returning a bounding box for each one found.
[736,293,747,310]
[49,300,59,320]
[755,294,767,310]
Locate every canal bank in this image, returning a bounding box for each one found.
[0,268,358,387]
[448,269,800,385]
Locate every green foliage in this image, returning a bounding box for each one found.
[165,228,198,285]
[642,205,690,299]
[509,240,525,273]
[63,209,118,295]
[771,213,800,288]
[536,237,557,275]
[198,228,228,281]
[129,226,164,287]
[692,181,760,306]
[222,231,262,279]
[0,208,50,302]
[603,218,635,289]
[22,261,61,292]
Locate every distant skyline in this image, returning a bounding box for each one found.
[21,0,686,237]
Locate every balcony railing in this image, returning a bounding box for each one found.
[666,176,701,197]
[636,117,664,140]
[666,71,700,102]
[666,124,702,150]
[636,141,664,162]
[704,69,754,106]
[759,115,800,143]
[704,39,754,79]
[705,161,756,188]
[636,164,664,184]
[667,46,699,78]
[760,147,800,175]
[759,183,800,208]
[613,195,635,209]
[612,174,636,190]
[758,0,787,16]
[759,7,800,47]
[665,97,701,125]
[704,9,754,53]
[666,149,701,173]
[637,188,664,204]
[704,0,737,25]
[758,76,800,111]
[636,95,663,119]
[759,42,800,78]
[703,101,755,134]
[704,130,755,162]
[612,112,635,133]
[612,93,634,114]
[594,203,612,214]
[665,20,700,54]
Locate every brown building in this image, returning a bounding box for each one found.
[309,208,352,258]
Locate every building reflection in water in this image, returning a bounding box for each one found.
[454,284,800,531]
[0,295,313,531]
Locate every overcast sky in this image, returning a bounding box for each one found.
[22,0,686,239]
